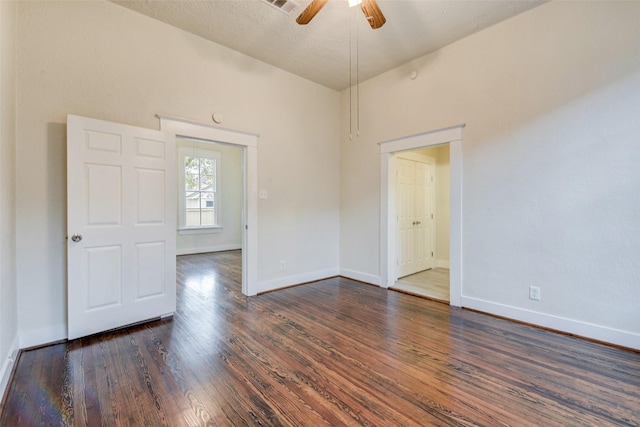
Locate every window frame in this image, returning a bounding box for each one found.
[177,145,222,233]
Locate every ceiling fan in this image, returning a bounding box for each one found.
[296,0,386,29]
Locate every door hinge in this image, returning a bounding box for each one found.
[431,213,434,219]
[431,251,434,257]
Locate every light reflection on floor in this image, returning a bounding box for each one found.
[185,276,217,295]
[176,252,243,352]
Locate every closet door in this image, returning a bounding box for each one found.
[396,158,416,277]
[414,161,434,272]
[396,156,435,278]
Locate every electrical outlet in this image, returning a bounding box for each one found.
[529,286,541,301]
[280,260,286,269]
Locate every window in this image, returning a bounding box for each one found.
[178,145,222,231]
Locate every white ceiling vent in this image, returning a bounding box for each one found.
[263,0,299,15]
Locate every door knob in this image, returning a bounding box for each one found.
[71,234,83,242]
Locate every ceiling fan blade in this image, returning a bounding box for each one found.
[296,0,329,25]
[360,0,386,29]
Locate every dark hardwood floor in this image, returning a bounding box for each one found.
[1,250,639,426]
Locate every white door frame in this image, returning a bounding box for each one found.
[158,115,259,296]
[379,125,464,307]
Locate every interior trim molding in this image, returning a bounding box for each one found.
[176,244,242,256]
[19,324,67,350]
[462,296,640,351]
[435,260,450,269]
[339,268,381,286]
[156,114,260,142]
[379,124,464,153]
[0,335,19,401]
[258,268,340,294]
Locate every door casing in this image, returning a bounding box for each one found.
[379,125,463,307]
[159,115,259,296]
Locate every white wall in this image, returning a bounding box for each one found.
[16,1,340,347]
[0,0,18,397]
[176,139,243,255]
[340,1,640,349]
[14,1,640,351]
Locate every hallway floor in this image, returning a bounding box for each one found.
[391,268,450,302]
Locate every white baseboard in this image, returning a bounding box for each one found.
[176,244,241,256]
[0,334,19,400]
[435,259,450,269]
[461,296,640,351]
[19,323,67,350]
[258,267,340,294]
[339,268,380,286]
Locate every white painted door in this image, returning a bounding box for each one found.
[396,156,435,278]
[414,161,434,272]
[67,115,176,340]
[396,158,416,277]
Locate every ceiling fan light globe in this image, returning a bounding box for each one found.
[348,0,362,8]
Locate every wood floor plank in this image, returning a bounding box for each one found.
[1,250,639,426]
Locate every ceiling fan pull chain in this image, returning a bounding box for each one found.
[349,7,353,140]
[356,14,360,138]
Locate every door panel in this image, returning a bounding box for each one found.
[87,245,122,308]
[414,161,434,272]
[396,158,415,277]
[67,115,176,340]
[135,168,165,223]
[135,241,166,299]
[87,164,122,225]
[396,156,435,279]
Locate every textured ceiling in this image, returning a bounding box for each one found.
[112,0,546,91]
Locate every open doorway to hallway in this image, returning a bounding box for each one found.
[390,144,450,302]
[159,116,259,296]
[175,137,244,292]
[176,138,244,254]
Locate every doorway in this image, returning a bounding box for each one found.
[159,116,259,296]
[391,145,450,302]
[176,137,243,256]
[379,125,463,307]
